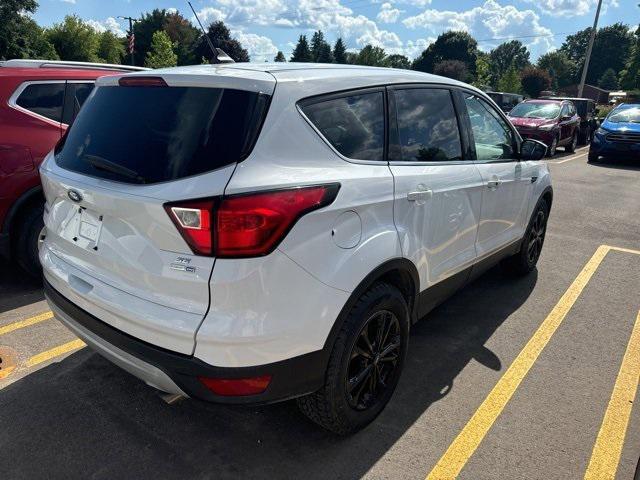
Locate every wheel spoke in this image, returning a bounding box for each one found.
[379,337,400,359]
[348,364,373,393]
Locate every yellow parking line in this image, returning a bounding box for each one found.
[426,245,610,480]
[609,245,640,256]
[25,339,85,368]
[584,311,640,480]
[0,311,54,336]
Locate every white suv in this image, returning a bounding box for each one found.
[40,63,551,434]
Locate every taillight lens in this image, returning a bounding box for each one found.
[198,375,272,396]
[216,184,339,257]
[118,76,167,87]
[164,184,339,258]
[164,199,215,255]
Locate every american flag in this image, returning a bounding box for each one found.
[128,33,135,55]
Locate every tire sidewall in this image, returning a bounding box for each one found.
[521,198,548,269]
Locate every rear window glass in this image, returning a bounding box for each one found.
[16,83,65,122]
[301,92,384,161]
[55,86,269,184]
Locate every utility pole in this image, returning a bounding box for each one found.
[578,0,602,97]
[118,16,139,66]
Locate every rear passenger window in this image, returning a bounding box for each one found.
[15,83,65,122]
[390,88,462,162]
[62,82,95,125]
[301,92,384,161]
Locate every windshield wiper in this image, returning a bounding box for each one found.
[83,154,146,183]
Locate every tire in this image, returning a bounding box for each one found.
[546,136,558,157]
[502,198,549,276]
[15,204,44,278]
[297,282,409,435]
[588,151,600,163]
[566,132,578,153]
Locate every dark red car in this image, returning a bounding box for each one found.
[508,99,580,156]
[0,60,145,275]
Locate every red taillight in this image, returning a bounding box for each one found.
[165,184,339,258]
[215,185,339,257]
[164,199,215,255]
[118,76,167,87]
[198,375,272,396]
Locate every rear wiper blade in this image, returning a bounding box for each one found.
[83,155,146,183]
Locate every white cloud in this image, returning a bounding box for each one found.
[232,31,279,62]
[167,7,178,14]
[377,3,401,24]
[522,0,618,18]
[403,0,553,51]
[60,0,76,4]
[86,17,126,37]
[195,7,227,24]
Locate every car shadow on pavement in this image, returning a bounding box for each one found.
[0,260,44,314]
[0,266,537,480]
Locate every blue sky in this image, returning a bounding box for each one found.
[32,0,632,62]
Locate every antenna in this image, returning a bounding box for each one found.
[188,1,217,61]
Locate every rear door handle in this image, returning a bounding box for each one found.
[407,190,432,202]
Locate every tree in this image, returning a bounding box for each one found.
[489,40,530,85]
[520,66,551,98]
[0,0,59,60]
[310,30,333,63]
[620,25,640,89]
[164,11,200,66]
[145,30,177,68]
[560,23,632,85]
[434,60,468,81]
[412,31,478,76]
[598,68,619,90]
[97,31,124,64]
[497,65,521,93]
[537,50,575,89]
[196,21,249,63]
[333,38,347,64]
[386,54,410,69]
[274,51,286,62]
[131,9,167,66]
[290,35,312,62]
[355,45,387,67]
[47,15,99,62]
[473,54,492,90]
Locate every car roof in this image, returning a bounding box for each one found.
[105,62,474,98]
[523,99,564,104]
[543,96,592,102]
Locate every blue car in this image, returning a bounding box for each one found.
[589,104,640,162]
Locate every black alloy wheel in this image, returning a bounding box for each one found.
[346,310,401,411]
[527,208,546,265]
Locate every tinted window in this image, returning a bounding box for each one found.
[16,83,65,122]
[301,92,384,161]
[391,88,462,162]
[55,86,269,184]
[465,95,515,160]
[62,82,95,125]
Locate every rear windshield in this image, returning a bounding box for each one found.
[55,85,269,184]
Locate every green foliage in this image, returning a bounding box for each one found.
[598,68,619,90]
[537,50,575,89]
[290,35,312,62]
[132,9,167,66]
[560,23,632,85]
[355,45,387,67]
[473,54,492,90]
[333,38,347,64]
[386,54,411,69]
[412,31,478,75]
[620,26,640,89]
[520,66,551,98]
[97,31,124,64]
[497,65,522,94]
[274,51,286,62]
[196,21,249,63]
[310,30,333,63]
[47,15,99,62]
[144,30,177,69]
[164,11,201,66]
[489,40,530,85]
[0,0,55,60]
[434,59,468,81]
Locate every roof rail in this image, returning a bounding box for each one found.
[1,59,149,72]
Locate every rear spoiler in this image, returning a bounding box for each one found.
[2,59,149,72]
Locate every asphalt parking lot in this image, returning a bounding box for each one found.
[1,146,639,480]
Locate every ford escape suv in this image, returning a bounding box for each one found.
[40,63,551,434]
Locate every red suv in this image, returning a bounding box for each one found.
[0,60,145,275]
[508,99,580,157]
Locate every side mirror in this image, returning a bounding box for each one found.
[520,138,547,161]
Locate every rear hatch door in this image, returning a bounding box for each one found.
[40,69,274,354]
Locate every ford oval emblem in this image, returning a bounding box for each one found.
[68,189,82,203]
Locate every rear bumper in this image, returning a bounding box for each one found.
[44,279,328,405]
